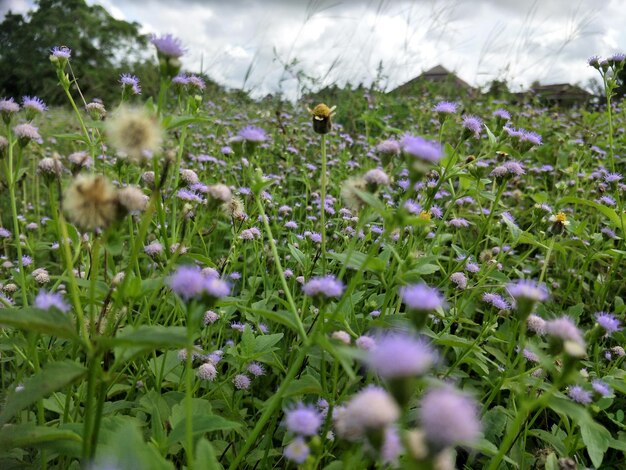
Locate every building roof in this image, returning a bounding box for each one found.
[389,65,475,95]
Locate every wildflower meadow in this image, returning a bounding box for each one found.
[1,26,626,470]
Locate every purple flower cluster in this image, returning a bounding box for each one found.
[34,289,70,313]
[400,283,445,312]
[400,134,443,163]
[168,265,230,301]
[366,331,436,378]
[302,275,344,298]
[150,34,185,58]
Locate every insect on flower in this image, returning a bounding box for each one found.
[308,103,336,134]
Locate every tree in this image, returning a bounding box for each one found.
[0,0,151,106]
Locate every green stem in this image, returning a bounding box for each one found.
[185,313,195,470]
[320,134,327,273]
[255,195,308,343]
[538,237,556,285]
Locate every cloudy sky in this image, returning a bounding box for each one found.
[2,0,625,99]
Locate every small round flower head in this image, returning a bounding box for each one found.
[167,265,206,301]
[302,275,344,298]
[482,292,510,310]
[591,379,612,397]
[207,184,232,204]
[64,174,119,231]
[506,279,549,302]
[0,97,20,114]
[32,268,50,285]
[247,362,265,377]
[503,160,525,176]
[283,437,310,464]
[285,403,322,436]
[144,241,163,256]
[568,385,592,404]
[35,289,70,313]
[376,139,401,156]
[527,314,547,335]
[549,212,570,226]
[203,276,231,299]
[356,335,376,350]
[595,311,621,335]
[38,156,64,178]
[450,272,467,289]
[381,426,402,464]
[493,108,511,120]
[22,96,47,114]
[117,186,148,213]
[13,123,41,143]
[462,115,483,139]
[150,33,185,58]
[187,75,206,91]
[203,310,220,325]
[366,331,436,378]
[433,101,457,114]
[50,46,71,59]
[545,316,585,347]
[68,151,92,169]
[237,125,267,143]
[106,106,162,162]
[119,73,141,94]
[400,134,443,163]
[363,168,390,186]
[197,362,217,381]
[233,374,251,390]
[331,330,351,345]
[400,283,445,312]
[420,385,481,450]
[85,101,107,120]
[335,386,400,441]
[520,130,542,146]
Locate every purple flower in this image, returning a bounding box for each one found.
[568,385,592,404]
[520,130,542,146]
[150,34,185,58]
[302,275,344,298]
[545,316,585,347]
[0,97,19,114]
[462,115,483,138]
[591,379,612,397]
[482,292,510,310]
[335,386,400,441]
[450,272,467,289]
[375,139,401,155]
[285,403,322,436]
[366,332,436,378]
[447,217,470,228]
[119,73,141,94]
[420,386,481,450]
[506,279,549,302]
[527,314,547,335]
[400,283,445,311]
[168,265,206,300]
[233,374,251,390]
[203,276,230,298]
[13,123,41,142]
[35,290,70,313]
[247,362,265,376]
[493,108,511,120]
[283,437,310,464]
[237,125,267,143]
[197,362,217,381]
[433,101,457,114]
[595,312,621,334]
[400,134,443,162]
[50,46,71,59]
[22,96,47,113]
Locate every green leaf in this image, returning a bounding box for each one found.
[284,375,323,397]
[580,421,611,467]
[106,325,189,349]
[482,406,508,444]
[0,361,87,425]
[484,124,497,146]
[194,438,223,470]
[164,115,212,130]
[0,424,81,451]
[253,333,283,354]
[167,415,240,448]
[0,307,78,340]
[288,244,307,269]
[328,250,385,274]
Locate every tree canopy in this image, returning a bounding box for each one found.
[0,0,157,105]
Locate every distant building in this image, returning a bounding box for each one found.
[389,65,476,97]
[518,83,594,107]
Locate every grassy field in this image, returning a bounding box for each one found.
[0,47,625,470]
